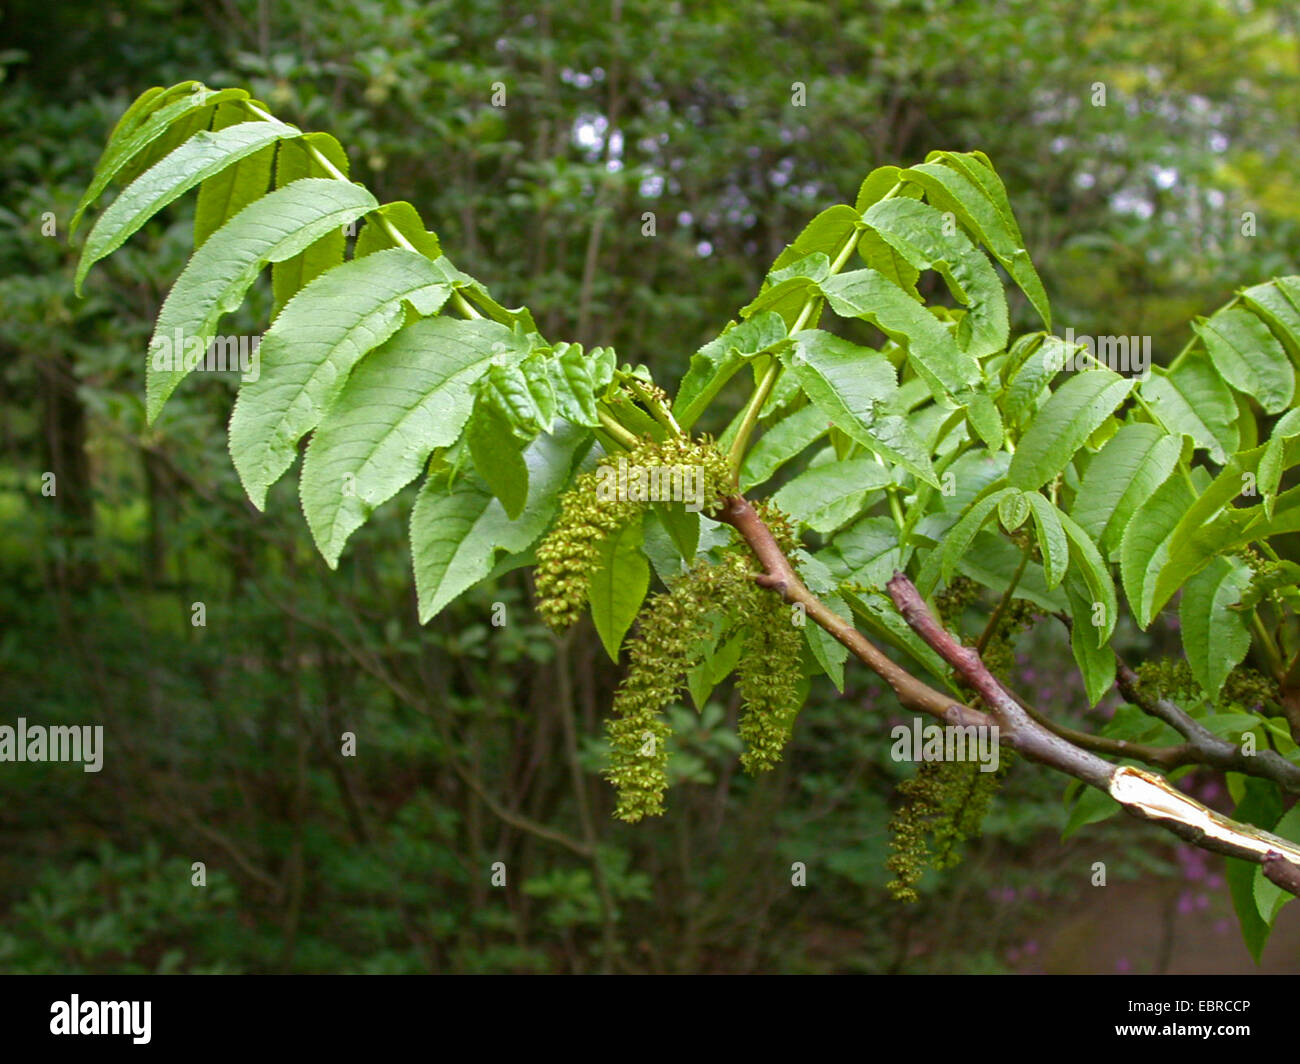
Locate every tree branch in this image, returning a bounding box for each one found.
[715,491,1300,894]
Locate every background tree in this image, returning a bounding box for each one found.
[2,0,1298,973]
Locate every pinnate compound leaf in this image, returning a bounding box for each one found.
[821,269,981,401]
[300,316,533,566]
[76,119,300,294]
[73,84,250,234]
[1007,369,1132,490]
[1070,423,1182,556]
[147,178,378,420]
[782,329,938,487]
[861,196,1009,357]
[411,425,589,621]
[900,158,1050,328]
[1194,306,1294,415]
[228,247,456,508]
[270,134,352,310]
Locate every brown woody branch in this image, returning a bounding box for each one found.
[715,493,1300,895]
[1115,660,1300,794]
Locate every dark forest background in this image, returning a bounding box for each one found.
[1,0,1298,973]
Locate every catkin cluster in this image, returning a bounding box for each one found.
[606,552,749,821]
[735,576,805,773]
[533,435,732,630]
[885,755,1009,903]
[605,506,808,820]
[1136,658,1278,710]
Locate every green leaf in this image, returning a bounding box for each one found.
[1120,472,1199,628]
[804,592,851,691]
[1140,354,1239,463]
[673,312,786,430]
[1149,439,1300,612]
[900,159,1051,328]
[1058,508,1117,646]
[1240,277,1300,363]
[854,165,904,212]
[772,456,893,534]
[271,134,352,311]
[770,204,860,273]
[410,425,589,621]
[1179,556,1254,702]
[1003,335,1073,426]
[228,248,456,507]
[354,200,442,260]
[1007,369,1133,490]
[1194,307,1294,414]
[1226,776,1284,961]
[146,178,378,420]
[939,487,1015,584]
[822,515,909,589]
[861,197,1009,357]
[740,275,821,329]
[588,515,651,661]
[1062,785,1121,839]
[1062,573,1115,705]
[546,343,611,429]
[997,489,1029,532]
[740,405,831,491]
[1024,493,1068,588]
[857,227,920,292]
[72,84,251,235]
[193,101,276,249]
[782,329,938,486]
[1253,803,1300,926]
[821,269,981,401]
[652,502,700,564]
[75,119,300,294]
[965,392,1005,450]
[104,84,170,146]
[299,316,533,566]
[467,389,531,520]
[1070,423,1183,556]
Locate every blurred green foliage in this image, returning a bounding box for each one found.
[0,0,1296,972]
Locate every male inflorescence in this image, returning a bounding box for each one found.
[535,438,807,821]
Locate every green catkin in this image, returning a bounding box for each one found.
[1136,658,1279,709]
[735,578,805,773]
[533,435,732,630]
[606,552,748,821]
[604,502,807,818]
[886,755,1010,903]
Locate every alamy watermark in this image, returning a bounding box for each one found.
[1049,328,1152,380]
[890,718,1000,773]
[0,718,103,772]
[595,457,708,512]
[150,329,260,383]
